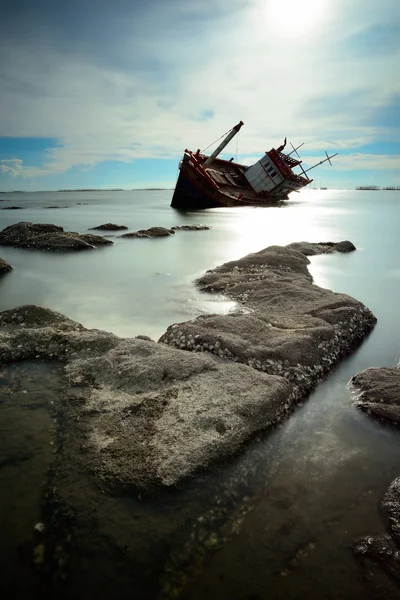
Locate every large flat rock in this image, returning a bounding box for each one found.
[160,243,376,400]
[0,305,292,489]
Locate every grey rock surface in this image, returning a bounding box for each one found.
[351,365,400,423]
[160,243,376,400]
[0,222,113,251]
[121,226,174,238]
[0,305,291,489]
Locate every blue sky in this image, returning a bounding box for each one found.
[0,0,399,191]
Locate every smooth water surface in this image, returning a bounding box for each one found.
[0,189,400,598]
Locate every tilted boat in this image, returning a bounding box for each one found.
[171,121,337,210]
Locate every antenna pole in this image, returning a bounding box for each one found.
[302,152,338,174]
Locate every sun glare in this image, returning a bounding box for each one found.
[267,0,328,36]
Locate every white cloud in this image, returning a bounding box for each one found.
[0,158,24,177]
[0,0,399,183]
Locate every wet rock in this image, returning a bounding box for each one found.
[159,244,376,396]
[353,477,400,579]
[0,242,376,490]
[171,224,211,231]
[286,240,356,255]
[351,364,400,423]
[1,206,24,210]
[120,227,175,238]
[0,257,13,273]
[0,305,291,489]
[0,222,113,251]
[89,223,128,231]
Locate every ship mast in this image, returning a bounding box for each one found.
[203,121,244,169]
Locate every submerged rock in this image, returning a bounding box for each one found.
[351,364,400,423]
[353,477,400,580]
[0,222,113,251]
[121,227,174,238]
[171,224,211,231]
[89,223,128,231]
[0,257,13,273]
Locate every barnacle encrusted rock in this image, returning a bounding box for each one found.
[0,305,292,489]
[159,243,376,401]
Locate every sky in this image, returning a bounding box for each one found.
[0,0,399,191]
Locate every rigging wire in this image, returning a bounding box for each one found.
[201,127,234,153]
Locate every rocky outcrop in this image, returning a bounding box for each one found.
[351,365,400,423]
[159,243,376,402]
[286,240,356,255]
[0,222,113,251]
[0,257,13,273]
[171,224,212,231]
[353,477,400,580]
[0,242,376,490]
[121,227,174,238]
[0,305,292,489]
[89,223,128,231]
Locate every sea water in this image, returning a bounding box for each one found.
[0,189,400,599]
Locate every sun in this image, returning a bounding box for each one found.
[267,0,328,36]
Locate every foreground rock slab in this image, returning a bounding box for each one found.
[0,257,13,273]
[0,222,113,251]
[160,242,376,401]
[351,365,400,423]
[0,305,291,489]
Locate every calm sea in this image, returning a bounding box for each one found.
[0,189,400,599]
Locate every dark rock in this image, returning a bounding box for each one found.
[0,222,113,252]
[89,223,128,231]
[171,224,212,231]
[285,240,356,256]
[44,205,68,209]
[353,477,400,580]
[351,365,400,423]
[0,257,13,273]
[121,227,175,238]
[2,206,24,210]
